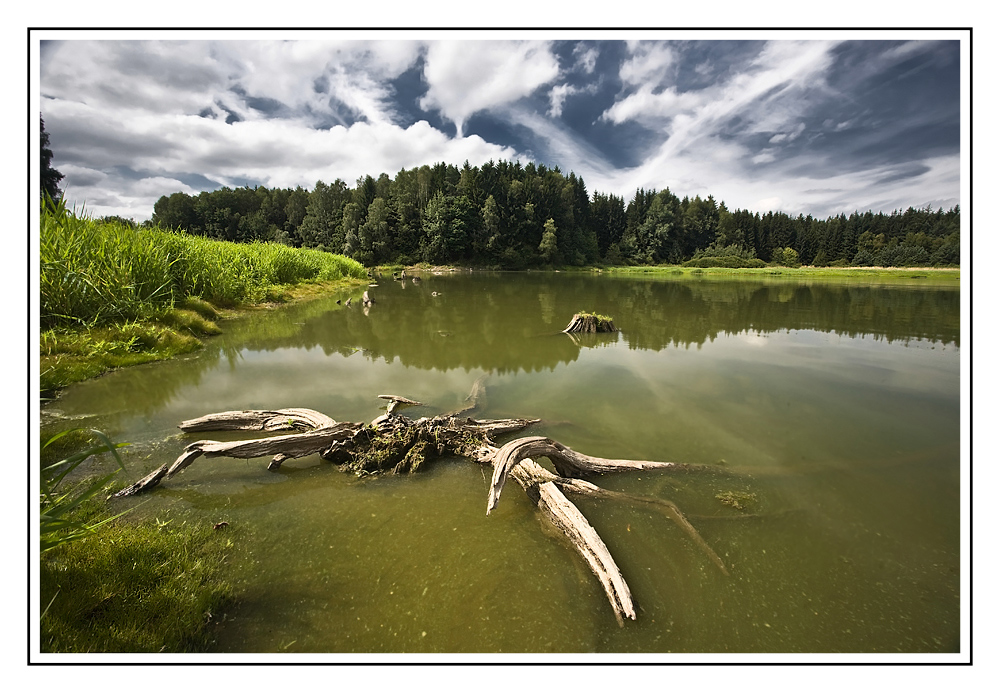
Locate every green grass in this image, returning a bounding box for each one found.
[40,320,206,394]
[41,429,129,554]
[39,200,368,392]
[41,199,368,328]
[40,513,240,652]
[38,426,240,654]
[577,310,614,322]
[601,264,960,284]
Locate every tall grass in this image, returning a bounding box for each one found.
[40,429,129,553]
[40,199,367,328]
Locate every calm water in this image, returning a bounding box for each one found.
[41,272,962,654]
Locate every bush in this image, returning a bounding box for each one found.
[684,256,766,268]
[684,242,764,268]
[771,247,801,267]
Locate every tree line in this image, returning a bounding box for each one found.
[140,159,956,269]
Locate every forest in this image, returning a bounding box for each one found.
[147,159,961,269]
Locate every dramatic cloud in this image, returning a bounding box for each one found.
[37,34,962,222]
[418,40,560,137]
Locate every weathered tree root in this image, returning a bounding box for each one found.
[113,419,359,496]
[178,408,337,433]
[498,457,729,577]
[111,381,731,626]
[486,435,681,513]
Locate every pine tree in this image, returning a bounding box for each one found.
[40,116,64,202]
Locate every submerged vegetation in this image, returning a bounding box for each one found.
[39,199,367,393]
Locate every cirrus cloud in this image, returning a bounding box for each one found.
[37,33,963,222]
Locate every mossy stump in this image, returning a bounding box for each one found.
[562,312,617,333]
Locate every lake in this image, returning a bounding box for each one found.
[40,271,962,654]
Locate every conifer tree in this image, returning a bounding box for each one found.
[40,116,64,202]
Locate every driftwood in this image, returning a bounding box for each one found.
[562,312,617,334]
[378,395,422,414]
[112,379,730,625]
[178,408,337,432]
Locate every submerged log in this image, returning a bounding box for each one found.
[111,376,732,626]
[562,312,618,333]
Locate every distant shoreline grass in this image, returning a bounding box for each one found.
[598,264,960,284]
[391,263,960,285]
[40,201,368,394]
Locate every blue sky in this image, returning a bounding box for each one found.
[37,31,965,222]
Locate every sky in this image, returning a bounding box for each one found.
[37,31,965,223]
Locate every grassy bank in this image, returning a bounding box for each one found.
[39,429,243,654]
[40,201,368,393]
[40,505,241,653]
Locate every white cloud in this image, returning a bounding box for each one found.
[38,37,960,224]
[603,41,837,150]
[573,44,599,74]
[55,105,518,219]
[42,39,524,220]
[618,41,676,86]
[42,40,425,131]
[594,40,863,211]
[503,106,614,189]
[63,173,198,221]
[601,85,702,126]
[548,84,576,118]
[768,122,806,144]
[752,150,777,164]
[419,41,560,136]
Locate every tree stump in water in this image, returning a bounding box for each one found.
[562,312,617,333]
[111,376,733,626]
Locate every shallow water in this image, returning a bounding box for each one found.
[41,272,962,654]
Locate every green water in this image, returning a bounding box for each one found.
[41,272,962,654]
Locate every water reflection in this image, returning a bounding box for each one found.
[220,273,960,374]
[40,272,961,654]
[43,273,959,434]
